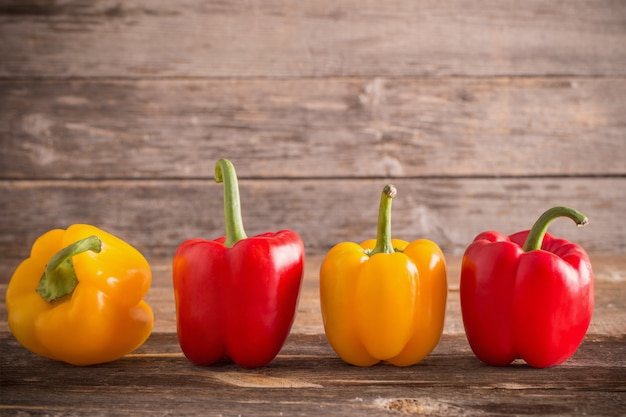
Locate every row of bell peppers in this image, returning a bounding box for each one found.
[5,159,594,369]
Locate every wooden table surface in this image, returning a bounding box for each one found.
[1,254,624,416]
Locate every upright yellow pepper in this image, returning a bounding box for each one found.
[320,185,447,366]
[5,224,154,365]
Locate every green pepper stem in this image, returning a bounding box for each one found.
[37,235,102,302]
[215,158,248,248]
[368,184,397,256]
[522,206,588,252]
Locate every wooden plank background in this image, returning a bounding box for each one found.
[1,0,625,78]
[1,0,625,276]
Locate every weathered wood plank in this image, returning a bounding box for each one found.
[1,0,625,78]
[1,254,624,415]
[1,332,625,416]
[1,78,624,179]
[0,178,624,274]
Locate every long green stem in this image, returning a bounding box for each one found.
[522,206,588,252]
[368,184,397,256]
[37,235,102,302]
[215,158,248,247]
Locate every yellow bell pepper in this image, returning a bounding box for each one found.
[5,224,154,365]
[320,184,447,366]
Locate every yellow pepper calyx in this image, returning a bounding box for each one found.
[37,235,102,301]
[36,235,102,302]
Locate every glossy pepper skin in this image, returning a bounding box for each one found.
[320,184,447,367]
[5,224,154,366]
[173,159,304,368]
[460,206,594,368]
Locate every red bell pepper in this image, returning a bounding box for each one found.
[173,159,304,368]
[460,206,594,368]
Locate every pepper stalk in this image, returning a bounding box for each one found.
[522,206,588,252]
[37,235,102,302]
[368,184,398,256]
[215,158,248,248]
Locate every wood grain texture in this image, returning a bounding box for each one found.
[1,0,625,78]
[1,77,624,179]
[1,254,625,416]
[1,177,624,270]
[1,333,625,417]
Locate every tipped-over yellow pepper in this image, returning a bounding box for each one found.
[5,224,154,365]
[320,184,447,366]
